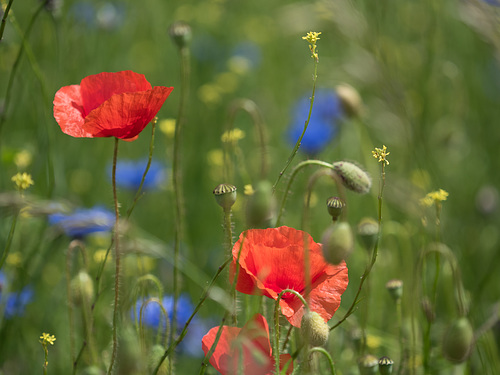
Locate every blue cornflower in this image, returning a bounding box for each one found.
[288,89,344,155]
[483,0,500,5]
[112,159,167,191]
[48,206,115,238]
[0,271,33,319]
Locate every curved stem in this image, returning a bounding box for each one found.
[273,57,319,193]
[276,160,333,227]
[307,347,336,375]
[107,137,120,375]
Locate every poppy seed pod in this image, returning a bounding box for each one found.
[213,183,237,210]
[169,21,192,49]
[326,196,344,221]
[442,317,474,363]
[70,271,94,306]
[301,311,330,347]
[332,161,371,194]
[321,222,354,265]
[378,356,394,375]
[335,83,362,118]
[357,217,379,251]
[385,279,403,302]
[358,354,379,375]
[245,180,276,228]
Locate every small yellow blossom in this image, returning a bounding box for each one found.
[11,172,34,190]
[6,252,23,267]
[420,189,449,207]
[14,150,33,169]
[372,145,390,165]
[159,118,176,138]
[93,249,110,264]
[302,31,321,61]
[244,184,255,196]
[39,333,56,345]
[221,128,245,144]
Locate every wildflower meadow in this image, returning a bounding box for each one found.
[1,0,500,374]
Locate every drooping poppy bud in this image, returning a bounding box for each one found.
[442,317,474,363]
[332,161,371,194]
[321,222,354,265]
[301,311,329,347]
[245,180,276,228]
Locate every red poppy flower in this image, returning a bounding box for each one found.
[53,71,173,140]
[231,226,349,327]
[201,314,293,375]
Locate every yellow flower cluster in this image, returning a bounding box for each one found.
[221,128,245,144]
[11,172,34,190]
[372,145,390,165]
[39,333,56,346]
[420,189,449,207]
[302,31,321,61]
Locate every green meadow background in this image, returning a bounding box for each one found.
[1,0,500,373]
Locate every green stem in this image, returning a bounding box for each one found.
[153,257,232,375]
[171,44,190,371]
[307,347,336,375]
[0,0,14,41]
[199,313,229,375]
[107,138,121,375]
[272,56,319,193]
[0,212,18,271]
[274,289,308,375]
[276,160,333,227]
[222,207,236,324]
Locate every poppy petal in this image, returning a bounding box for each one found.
[82,86,173,139]
[202,325,239,374]
[80,71,152,115]
[53,85,93,138]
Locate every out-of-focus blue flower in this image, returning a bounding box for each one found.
[288,89,344,155]
[111,159,167,191]
[483,0,500,6]
[0,271,33,319]
[70,1,125,30]
[48,206,115,238]
[131,294,207,357]
[231,41,262,70]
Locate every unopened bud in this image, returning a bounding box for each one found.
[301,311,329,347]
[326,196,344,221]
[442,317,474,363]
[149,344,170,375]
[332,161,371,194]
[213,183,237,210]
[70,271,94,306]
[321,222,353,265]
[335,83,362,118]
[245,180,276,228]
[357,217,379,250]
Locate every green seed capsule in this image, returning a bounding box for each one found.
[326,196,344,221]
[332,161,371,194]
[358,354,379,375]
[378,356,394,375]
[301,311,330,347]
[168,21,192,49]
[385,279,403,302]
[442,317,474,363]
[357,217,379,250]
[213,183,237,210]
[321,222,354,265]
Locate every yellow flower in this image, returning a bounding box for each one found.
[159,118,176,138]
[372,145,390,165]
[244,184,255,196]
[302,31,322,61]
[39,333,56,345]
[221,128,245,144]
[14,150,32,169]
[420,189,449,207]
[11,172,34,190]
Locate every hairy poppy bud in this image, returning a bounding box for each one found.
[245,180,276,228]
[149,345,170,375]
[378,356,394,375]
[357,217,379,250]
[358,354,379,375]
[213,183,237,210]
[326,196,344,221]
[442,317,474,363]
[70,271,94,306]
[335,83,362,118]
[321,222,354,264]
[332,161,371,194]
[301,311,329,347]
[169,21,192,49]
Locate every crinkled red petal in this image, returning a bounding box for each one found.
[82,86,173,139]
[232,227,349,327]
[80,71,152,115]
[53,85,94,138]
